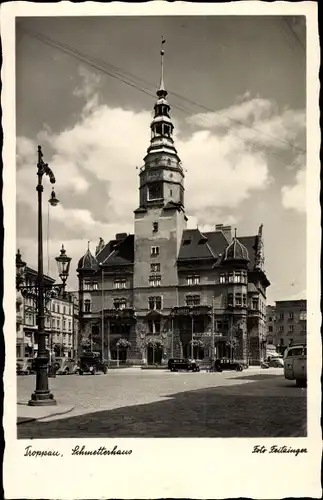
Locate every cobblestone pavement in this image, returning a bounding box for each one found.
[17,368,306,438]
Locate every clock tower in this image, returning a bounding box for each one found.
[133,41,187,306]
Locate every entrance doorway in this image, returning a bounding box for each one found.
[183,344,204,360]
[147,345,163,365]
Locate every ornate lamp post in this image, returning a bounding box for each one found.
[15,146,71,406]
[55,245,72,295]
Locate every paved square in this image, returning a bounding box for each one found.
[17,368,306,438]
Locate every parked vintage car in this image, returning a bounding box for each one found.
[284,344,307,387]
[266,355,284,368]
[213,359,244,372]
[168,358,200,372]
[76,352,108,375]
[55,357,78,375]
[16,358,35,375]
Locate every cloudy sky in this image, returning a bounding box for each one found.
[16,15,306,304]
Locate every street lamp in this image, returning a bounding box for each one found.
[55,244,72,289]
[15,146,71,406]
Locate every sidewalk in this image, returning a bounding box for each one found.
[17,401,75,425]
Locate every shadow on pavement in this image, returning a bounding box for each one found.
[18,376,307,439]
[229,373,282,381]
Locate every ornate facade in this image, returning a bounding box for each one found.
[77,49,270,366]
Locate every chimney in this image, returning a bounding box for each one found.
[115,233,128,241]
[222,225,232,243]
[215,224,223,232]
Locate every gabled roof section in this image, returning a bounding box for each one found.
[203,231,230,260]
[238,236,257,270]
[101,234,134,267]
[178,229,217,261]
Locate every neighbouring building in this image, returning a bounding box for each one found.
[76,52,270,366]
[267,300,307,354]
[16,265,79,359]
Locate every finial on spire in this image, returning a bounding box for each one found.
[234,228,237,239]
[87,240,90,251]
[159,36,166,92]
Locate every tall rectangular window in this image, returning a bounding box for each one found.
[219,274,226,284]
[148,320,161,334]
[288,325,294,332]
[114,278,126,289]
[151,246,159,257]
[148,296,162,310]
[234,272,242,283]
[153,222,159,233]
[84,299,91,313]
[252,298,259,310]
[186,295,200,306]
[235,293,242,306]
[114,298,127,310]
[149,275,161,287]
[187,275,200,285]
[84,281,92,291]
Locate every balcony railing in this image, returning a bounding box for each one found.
[171,305,212,316]
[103,308,136,320]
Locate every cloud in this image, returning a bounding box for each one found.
[73,65,102,101]
[187,98,305,150]
[281,168,306,213]
[17,68,306,281]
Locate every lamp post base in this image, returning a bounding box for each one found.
[28,392,57,406]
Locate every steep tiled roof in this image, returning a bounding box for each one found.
[202,231,230,260]
[101,234,134,267]
[238,236,257,270]
[91,229,259,271]
[178,229,217,261]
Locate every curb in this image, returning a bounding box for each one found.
[17,405,75,426]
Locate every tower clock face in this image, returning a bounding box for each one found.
[148,171,160,180]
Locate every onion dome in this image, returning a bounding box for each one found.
[224,230,249,264]
[77,242,99,272]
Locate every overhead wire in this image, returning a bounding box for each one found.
[283,17,306,54]
[19,24,305,168]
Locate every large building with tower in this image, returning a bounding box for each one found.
[76,50,270,366]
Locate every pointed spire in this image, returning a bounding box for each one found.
[159,36,166,92]
[157,37,167,98]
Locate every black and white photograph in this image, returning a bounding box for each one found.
[1,2,321,499]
